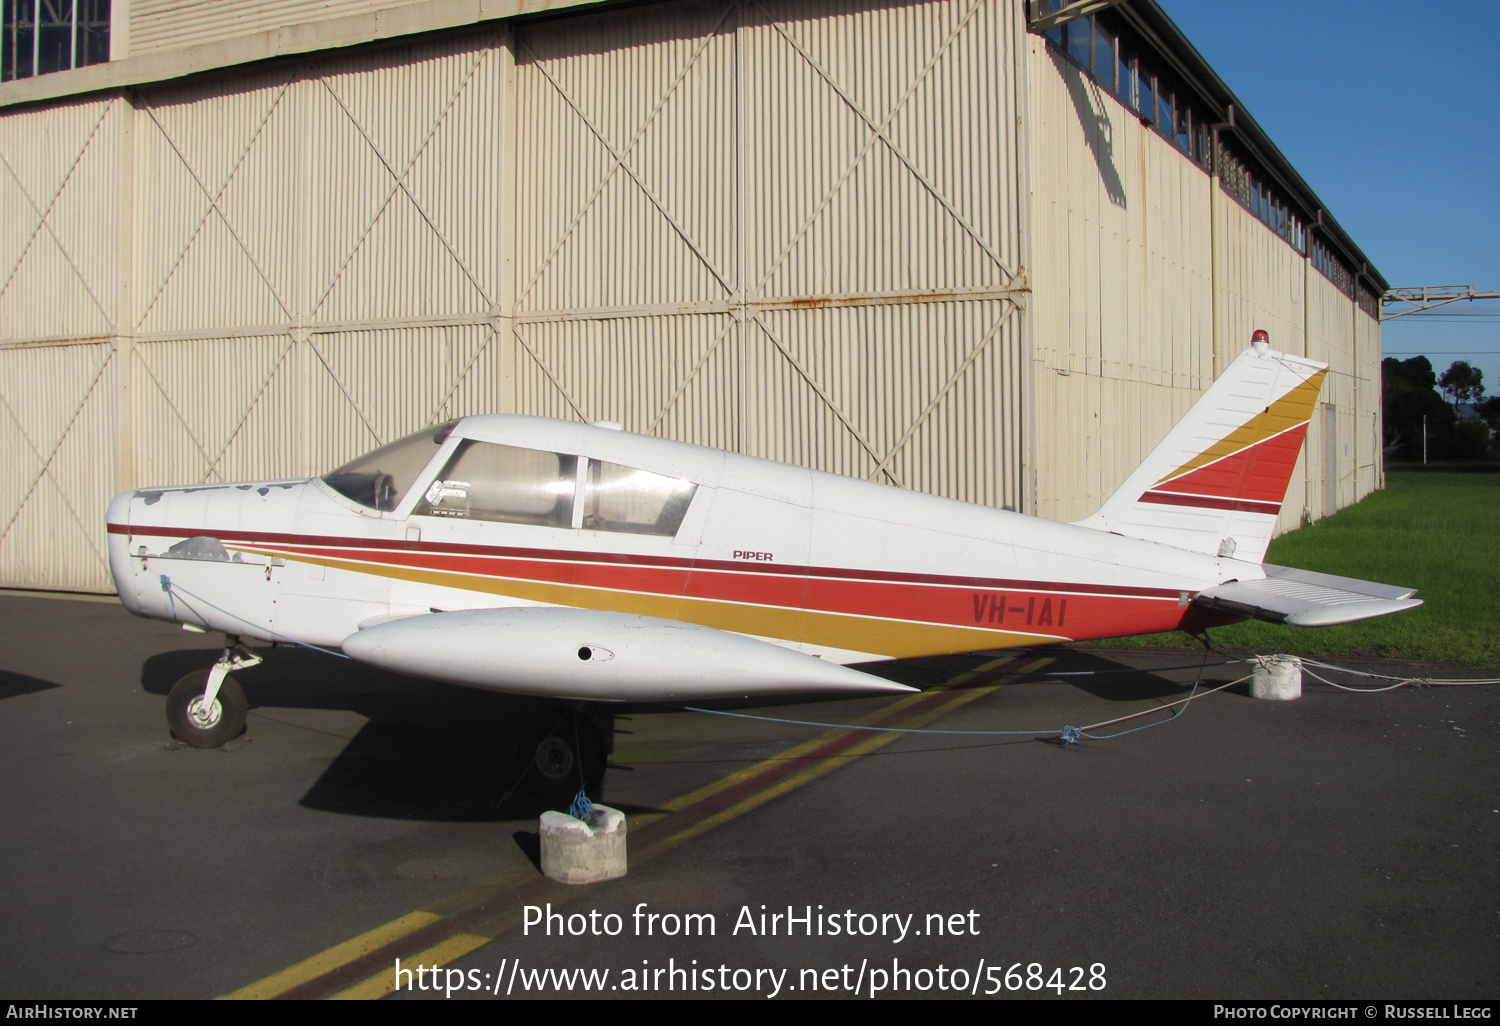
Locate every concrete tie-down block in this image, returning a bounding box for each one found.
[1251,654,1302,701]
[539,805,627,884]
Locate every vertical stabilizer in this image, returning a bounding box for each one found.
[1075,342,1327,565]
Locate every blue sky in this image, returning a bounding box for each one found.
[1158,0,1500,395]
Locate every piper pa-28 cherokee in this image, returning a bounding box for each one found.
[107,333,1420,795]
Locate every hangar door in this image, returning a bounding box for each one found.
[0,97,122,592]
[511,0,1028,509]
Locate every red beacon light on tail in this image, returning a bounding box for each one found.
[1251,328,1270,353]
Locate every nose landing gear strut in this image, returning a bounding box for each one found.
[166,636,262,748]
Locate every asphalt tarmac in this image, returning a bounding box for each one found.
[1,591,1496,1001]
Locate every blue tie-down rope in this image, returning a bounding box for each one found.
[569,715,593,821]
[156,574,352,660]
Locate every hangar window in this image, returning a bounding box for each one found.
[323,422,455,512]
[580,460,696,537]
[2,0,110,81]
[1217,144,1309,256]
[1039,5,1214,173]
[416,442,578,528]
[1311,238,1356,298]
[1091,17,1112,88]
[1036,2,1352,275]
[1116,43,1135,108]
[1140,68,1158,126]
[1062,15,1090,68]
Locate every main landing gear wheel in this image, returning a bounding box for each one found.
[519,710,605,804]
[167,669,248,749]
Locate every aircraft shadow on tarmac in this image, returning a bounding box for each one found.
[137,642,1225,823]
[0,669,62,700]
[140,645,662,823]
[866,644,1230,702]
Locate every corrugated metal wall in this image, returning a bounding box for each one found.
[3,0,1027,592]
[1214,194,1305,370]
[1027,38,1380,529]
[1355,305,1381,497]
[1027,43,1213,522]
[511,0,1027,508]
[128,0,430,58]
[1,31,512,591]
[0,96,123,590]
[128,33,512,500]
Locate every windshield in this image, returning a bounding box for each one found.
[322,422,455,511]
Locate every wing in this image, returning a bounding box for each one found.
[1194,564,1422,628]
[342,606,917,702]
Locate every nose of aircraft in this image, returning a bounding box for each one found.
[105,489,141,613]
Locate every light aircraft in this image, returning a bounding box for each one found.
[106,333,1420,796]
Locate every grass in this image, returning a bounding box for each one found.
[1095,463,1500,667]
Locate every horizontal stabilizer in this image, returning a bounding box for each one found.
[1194,564,1422,627]
[343,606,917,702]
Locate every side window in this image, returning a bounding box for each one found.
[415,442,577,528]
[581,460,697,536]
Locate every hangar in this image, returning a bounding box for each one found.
[0,0,1386,593]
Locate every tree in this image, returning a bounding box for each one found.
[1477,395,1500,441]
[1438,360,1484,408]
[1382,356,1454,459]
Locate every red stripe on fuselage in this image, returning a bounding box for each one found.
[253,540,1181,635]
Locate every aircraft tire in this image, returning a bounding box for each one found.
[519,710,606,804]
[167,669,248,749]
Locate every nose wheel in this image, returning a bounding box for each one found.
[166,637,260,748]
[167,669,247,748]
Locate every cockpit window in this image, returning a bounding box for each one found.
[581,460,697,536]
[415,442,578,528]
[322,422,455,511]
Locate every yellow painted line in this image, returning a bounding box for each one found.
[423,866,546,920]
[330,934,491,1001]
[219,911,440,1000]
[656,690,935,814]
[335,681,1036,999]
[646,658,1051,855]
[225,656,1052,1000]
[939,654,1023,689]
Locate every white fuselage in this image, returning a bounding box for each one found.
[108,416,1255,666]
